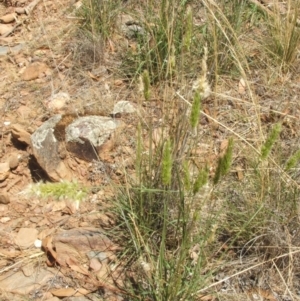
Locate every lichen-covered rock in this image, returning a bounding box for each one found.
[65,116,120,161]
[31,115,71,182]
[112,100,136,115]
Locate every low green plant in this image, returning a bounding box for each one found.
[77,0,121,41]
[115,47,236,300]
[285,149,300,171]
[24,180,88,202]
[121,0,200,82]
[260,123,282,160]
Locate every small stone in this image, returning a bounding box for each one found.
[0,162,10,181]
[112,100,136,114]
[0,45,8,56]
[10,43,24,55]
[0,24,13,36]
[0,217,10,223]
[9,154,19,169]
[15,8,26,15]
[10,124,31,145]
[15,228,39,249]
[16,105,32,119]
[0,13,17,24]
[46,92,70,112]
[21,62,48,81]
[0,193,10,204]
[34,239,42,248]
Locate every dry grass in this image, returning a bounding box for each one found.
[61,0,300,299]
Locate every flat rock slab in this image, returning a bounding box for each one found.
[0,267,58,295]
[15,227,38,249]
[52,227,118,267]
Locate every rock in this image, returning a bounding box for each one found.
[52,228,118,267]
[0,268,61,295]
[21,62,48,81]
[0,162,10,181]
[0,24,13,36]
[0,13,17,23]
[15,54,28,67]
[0,192,10,204]
[15,8,26,15]
[16,105,32,119]
[31,115,71,182]
[10,124,31,145]
[9,154,19,169]
[112,100,136,115]
[123,23,146,39]
[10,43,25,55]
[0,45,9,56]
[46,92,70,112]
[15,228,38,249]
[65,116,121,161]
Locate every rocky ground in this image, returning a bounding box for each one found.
[1,0,300,300]
[0,0,141,300]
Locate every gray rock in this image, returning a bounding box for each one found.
[123,23,146,39]
[112,100,136,115]
[66,116,120,161]
[31,115,71,182]
[0,46,9,56]
[31,114,121,179]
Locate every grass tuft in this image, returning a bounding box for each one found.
[261,123,281,160]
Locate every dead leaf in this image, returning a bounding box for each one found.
[42,236,57,266]
[114,79,123,86]
[88,71,99,81]
[96,262,110,280]
[248,288,277,301]
[50,287,90,297]
[90,258,102,272]
[38,228,55,240]
[66,257,90,276]
[220,139,228,156]
[238,78,246,94]
[198,294,216,301]
[236,165,244,181]
[107,38,115,52]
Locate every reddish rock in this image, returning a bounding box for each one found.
[21,62,48,81]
